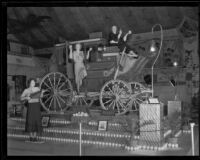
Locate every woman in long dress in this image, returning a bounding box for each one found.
[21,78,45,143]
[69,43,91,94]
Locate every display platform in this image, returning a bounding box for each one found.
[7,108,192,153]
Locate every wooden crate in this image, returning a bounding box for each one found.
[139,103,164,145]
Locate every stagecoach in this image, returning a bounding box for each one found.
[39,38,152,115]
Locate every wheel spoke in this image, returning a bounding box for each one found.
[56,75,62,90]
[112,100,116,110]
[82,97,87,105]
[49,97,53,110]
[135,100,140,105]
[103,99,113,105]
[58,80,67,90]
[44,95,53,104]
[48,76,54,88]
[43,81,51,89]
[107,86,114,95]
[48,97,54,110]
[127,99,132,107]
[57,94,66,104]
[118,87,124,95]
[136,98,143,102]
[55,96,62,111]
[118,100,126,111]
[87,99,93,107]
[108,100,114,109]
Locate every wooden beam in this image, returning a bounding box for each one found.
[54,38,103,47]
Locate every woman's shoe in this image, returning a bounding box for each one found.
[32,137,37,142]
[33,137,44,144]
[30,137,34,142]
[25,137,33,143]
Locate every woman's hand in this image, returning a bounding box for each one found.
[40,89,46,98]
[89,47,92,52]
[26,96,31,100]
[69,45,72,50]
[119,29,122,35]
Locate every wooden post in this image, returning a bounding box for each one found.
[65,41,69,75]
[190,123,195,156]
[79,122,82,156]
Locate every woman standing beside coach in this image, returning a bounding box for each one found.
[21,78,45,143]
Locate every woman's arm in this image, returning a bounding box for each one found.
[123,30,132,42]
[35,87,41,92]
[20,89,30,101]
[40,89,47,98]
[86,48,92,60]
[69,45,73,59]
[118,29,122,40]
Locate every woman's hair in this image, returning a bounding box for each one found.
[27,78,36,87]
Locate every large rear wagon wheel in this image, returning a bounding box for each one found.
[39,72,73,113]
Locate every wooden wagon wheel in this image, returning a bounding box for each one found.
[72,91,94,107]
[128,82,152,111]
[39,72,73,113]
[99,80,132,115]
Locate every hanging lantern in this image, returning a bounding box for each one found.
[150,40,156,53]
[173,61,178,67]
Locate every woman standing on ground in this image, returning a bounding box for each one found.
[21,78,45,143]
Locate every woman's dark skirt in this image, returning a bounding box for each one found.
[25,102,42,134]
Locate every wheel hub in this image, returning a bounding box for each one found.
[115,94,119,101]
[53,88,57,95]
